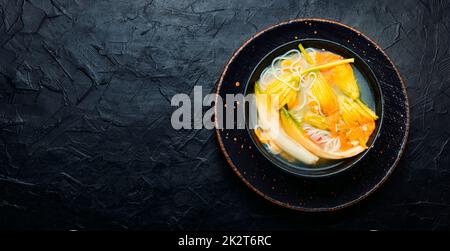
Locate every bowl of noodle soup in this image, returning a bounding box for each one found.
[245,39,383,178]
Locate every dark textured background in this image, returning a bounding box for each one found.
[0,0,449,230]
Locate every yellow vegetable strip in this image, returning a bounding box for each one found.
[301,58,355,75]
[298,44,314,65]
[356,99,379,120]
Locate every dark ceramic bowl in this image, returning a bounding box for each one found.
[215,19,409,211]
[244,39,384,178]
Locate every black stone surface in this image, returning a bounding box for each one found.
[0,0,449,230]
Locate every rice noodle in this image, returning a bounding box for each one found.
[258,49,302,91]
[291,71,316,113]
[302,123,341,153]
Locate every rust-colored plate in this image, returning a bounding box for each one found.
[214,19,409,211]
